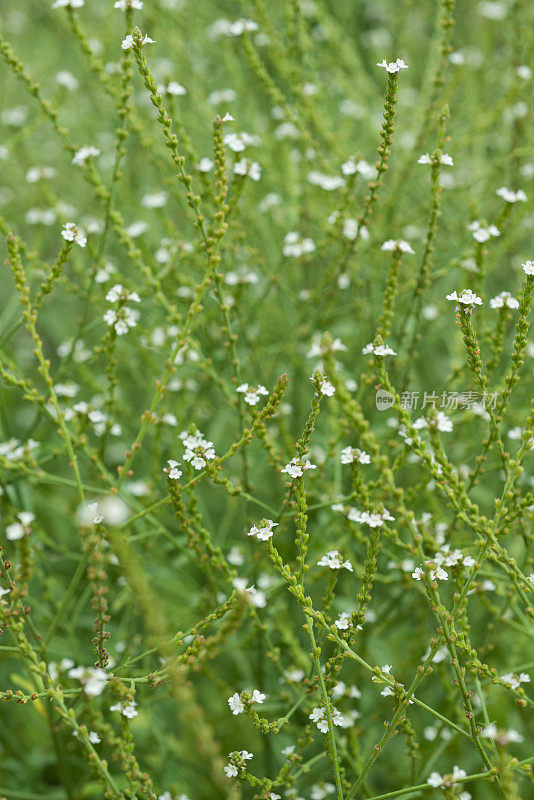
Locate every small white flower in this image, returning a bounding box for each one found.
[490,291,519,309]
[496,186,527,203]
[251,689,265,704]
[52,0,84,8]
[281,458,317,478]
[228,693,245,714]
[469,220,501,243]
[317,550,353,572]
[418,153,454,166]
[334,611,351,630]
[165,459,182,480]
[522,260,534,276]
[376,58,409,73]
[88,731,101,743]
[446,289,483,307]
[224,763,238,777]
[61,222,87,247]
[362,342,397,356]
[121,33,155,50]
[427,772,443,788]
[236,383,269,405]
[109,701,138,718]
[318,378,335,396]
[412,567,424,581]
[247,519,278,541]
[197,157,214,172]
[72,146,100,166]
[233,158,262,181]
[340,446,370,465]
[381,239,415,254]
[114,0,143,9]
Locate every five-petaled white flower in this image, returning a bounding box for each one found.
[523,260,534,276]
[164,460,182,480]
[228,693,244,715]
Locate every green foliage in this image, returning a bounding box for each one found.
[0,1,533,799]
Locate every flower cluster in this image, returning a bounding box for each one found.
[282,232,316,258]
[224,750,253,777]
[281,458,317,478]
[376,58,409,73]
[61,222,87,247]
[227,689,266,715]
[340,446,371,465]
[247,519,278,541]
[317,550,353,572]
[179,429,216,470]
[103,284,141,336]
[362,342,397,356]
[236,383,269,405]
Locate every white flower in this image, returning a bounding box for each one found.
[141,191,167,209]
[496,186,527,203]
[197,158,214,172]
[340,447,370,465]
[317,550,353,572]
[0,586,11,598]
[281,458,317,478]
[110,701,138,718]
[308,171,345,191]
[114,0,143,9]
[247,519,278,541]
[362,342,397,356]
[427,772,443,787]
[446,289,483,307]
[418,153,454,166]
[282,231,316,258]
[318,378,335,396]
[223,131,259,152]
[164,459,182,480]
[251,689,266,704]
[228,693,244,715]
[61,222,87,247]
[452,766,467,781]
[522,260,534,276]
[469,220,500,242]
[377,58,409,73]
[236,383,269,405]
[52,0,84,8]
[341,158,376,179]
[166,81,186,95]
[88,731,101,743]
[412,567,424,581]
[233,158,262,181]
[490,291,519,309]
[381,239,415,254]
[69,666,108,697]
[72,146,100,166]
[224,764,238,777]
[6,522,24,541]
[335,611,351,630]
[121,33,155,50]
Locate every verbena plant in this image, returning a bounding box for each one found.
[0,1,533,799]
